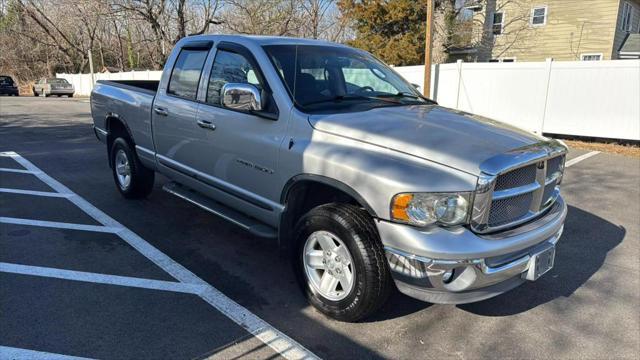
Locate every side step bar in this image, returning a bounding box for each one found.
[162,182,277,239]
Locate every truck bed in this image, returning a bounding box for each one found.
[90,80,158,154]
[97,80,159,95]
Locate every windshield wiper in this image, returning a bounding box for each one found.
[302,94,397,106]
[379,92,437,104]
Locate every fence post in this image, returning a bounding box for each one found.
[539,58,554,135]
[454,59,463,109]
[432,63,440,102]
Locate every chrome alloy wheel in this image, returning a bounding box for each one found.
[114,149,132,190]
[303,230,355,301]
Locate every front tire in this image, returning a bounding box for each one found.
[294,203,392,322]
[110,137,154,199]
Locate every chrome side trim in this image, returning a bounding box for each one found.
[135,145,155,157]
[492,182,541,200]
[156,153,285,213]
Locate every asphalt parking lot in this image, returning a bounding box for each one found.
[1,96,639,359]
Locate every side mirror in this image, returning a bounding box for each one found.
[411,83,420,89]
[221,83,263,112]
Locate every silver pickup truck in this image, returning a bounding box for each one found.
[91,35,568,322]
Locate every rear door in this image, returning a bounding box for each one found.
[152,41,213,173]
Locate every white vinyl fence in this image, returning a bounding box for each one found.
[56,70,162,97]
[393,59,640,141]
[58,58,640,141]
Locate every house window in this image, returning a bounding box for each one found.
[621,2,632,31]
[531,6,547,26]
[492,12,504,35]
[581,53,602,61]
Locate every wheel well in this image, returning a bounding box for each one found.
[106,117,132,166]
[278,179,376,253]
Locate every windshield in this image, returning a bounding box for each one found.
[263,45,433,113]
[48,78,69,84]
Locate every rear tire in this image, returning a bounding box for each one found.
[110,137,155,199]
[293,203,392,322]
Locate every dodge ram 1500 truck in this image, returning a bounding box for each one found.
[91,35,568,322]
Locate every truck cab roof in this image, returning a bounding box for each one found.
[179,34,349,48]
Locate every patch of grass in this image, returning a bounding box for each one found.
[564,139,640,158]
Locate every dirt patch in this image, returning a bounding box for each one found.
[564,140,640,158]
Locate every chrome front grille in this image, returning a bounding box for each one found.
[471,142,567,234]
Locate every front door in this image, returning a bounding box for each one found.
[195,44,287,208]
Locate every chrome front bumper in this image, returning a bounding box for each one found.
[378,195,567,304]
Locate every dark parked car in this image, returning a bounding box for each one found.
[0,75,19,96]
[33,78,74,97]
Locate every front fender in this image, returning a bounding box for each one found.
[297,131,478,221]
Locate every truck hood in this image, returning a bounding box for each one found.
[308,105,544,175]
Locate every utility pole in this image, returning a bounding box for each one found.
[423,0,435,98]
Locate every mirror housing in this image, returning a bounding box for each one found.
[221,83,263,112]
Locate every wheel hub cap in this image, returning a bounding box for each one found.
[115,149,131,190]
[303,230,355,301]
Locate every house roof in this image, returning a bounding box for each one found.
[619,33,640,56]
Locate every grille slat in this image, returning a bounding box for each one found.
[542,179,557,206]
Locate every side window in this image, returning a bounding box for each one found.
[167,49,208,100]
[206,50,262,105]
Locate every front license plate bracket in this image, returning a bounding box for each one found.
[525,246,555,281]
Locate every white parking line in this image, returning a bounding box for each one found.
[565,151,600,168]
[0,262,204,294]
[0,167,38,174]
[0,217,119,233]
[0,346,94,360]
[0,187,72,198]
[0,151,318,360]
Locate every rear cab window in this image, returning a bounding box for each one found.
[167,49,209,100]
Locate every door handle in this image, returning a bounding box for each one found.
[154,107,168,116]
[197,119,216,131]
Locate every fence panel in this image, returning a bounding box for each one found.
[393,59,639,141]
[543,60,640,140]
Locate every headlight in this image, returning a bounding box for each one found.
[391,192,472,227]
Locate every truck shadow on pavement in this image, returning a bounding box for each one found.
[457,205,625,316]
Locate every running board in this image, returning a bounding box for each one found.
[162,182,277,239]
